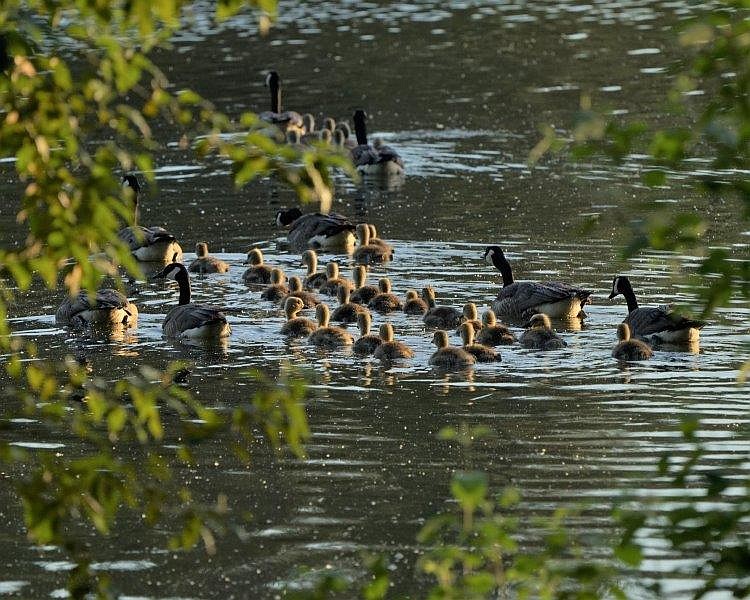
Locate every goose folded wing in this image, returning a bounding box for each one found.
[165,304,227,332]
[498,281,579,310]
[352,145,379,167]
[626,306,705,337]
[118,226,176,251]
[94,289,131,310]
[376,144,404,167]
[291,213,355,240]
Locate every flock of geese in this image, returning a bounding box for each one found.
[54,70,706,367]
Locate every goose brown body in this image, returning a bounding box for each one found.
[308,304,353,348]
[281,297,317,337]
[475,310,516,346]
[519,314,566,351]
[189,242,229,274]
[353,312,383,355]
[612,322,653,360]
[242,248,273,285]
[422,287,462,329]
[429,330,475,369]
[373,324,414,360]
[459,322,500,362]
[368,278,403,313]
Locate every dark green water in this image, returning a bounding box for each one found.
[1,1,749,598]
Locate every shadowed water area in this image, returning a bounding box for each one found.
[1,1,749,598]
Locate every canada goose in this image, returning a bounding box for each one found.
[301,250,328,289]
[519,314,566,351]
[318,262,354,296]
[260,268,289,301]
[367,224,392,250]
[612,323,653,361]
[281,297,317,337]
[153,262,231,339]
[404,290,429,315]
[308,304,353,348]
[373,324,414,360]
[242,248,273,284]
[475,310,516,346]
[457,302,482,333]
[188,242,229,274]
[484,246,593,321]
[56,288,138,329]
[368,278,403,313]
[459,322,500,362]
[279,276,319,308]
[331,285,369,323]
[429,330,476,369]
[276,207,356,253]
[258,71,305,134]
[353,312,383,355]
[608,276,706,343]
[119,175,183,263]
[350,265,379,305]
[335,122,357,149]
[422,287,462,329]
[351,109,405,176]
[353,224,392,264]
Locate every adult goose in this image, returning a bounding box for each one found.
[153,262,231,339]
[612,323,653,361]
[259,71,305,135]
[56,288,138,329]
[483,246,592,321]
[276,208,356,253]
[351,109,405,176]
[608,275,706,343]
[119,175,183,263]
[519,314,566,351]
[189,242,229,274]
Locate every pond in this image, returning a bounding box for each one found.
[1,0,749,597]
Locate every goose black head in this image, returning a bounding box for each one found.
[122,174,141,195]
[483,245,505,268]
[153,262,185,281]
[609,275,627,300]
[265,70,280,88]
[276,207,302,227]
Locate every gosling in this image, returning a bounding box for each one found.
[261,268,289,302]
[459,322,500,362]
[373,323,414,361]
[429,330,476,369]
[318,262,354,296]
[457,302,482,333]
[519,313,566,351]
[281,297,317,337]
[279,276,319,309]
[422,287,462,329]
[301,250,328,290]
[612,323,653,361]
[403,290,428,315]
[368,278,403,314]
[308,304,354,348]
[242,248,272,284]
[188,242,229,274]
[353,223,392,265]
[331,286,369,324]
[475,310,516,346]
[350,265,379,305]
[353,312,383,355]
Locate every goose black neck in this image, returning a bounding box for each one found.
[269,74,281,114]
[620,277,638,313]
[175,266,191,305]
[494,253,514,286]
[353,111,368,145]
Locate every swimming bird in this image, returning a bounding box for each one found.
[301,250,328,290]
[299,113,316,142]
[353,224,393,265]
[483,246,592,321]
[519,313,566,351]
[475,310,516,346]
[119,175,183,263]
[261,268,289,301]
[608,276,706,343]
[308,304,354,348]
[368,278,403,313]
[429,330,476,369]
[276,208,357,253]
[280,276,319,309]
[353,312,383,355]
[189,242,229,274]
[459,322,500,362]
[331,285,369,324]
[318,262,354,296]
[281,297,317,337]
[334,122,357,149]
[153,262,231,339]
[350,266,379,305]
[367,224,393,254]
[258,71,305,134]
[458,302,482,333]
[56,288,138,329]
[351,109,405,176]
[373,324,414,360]
[404,290,428,315]
[322,117,337,133]
[612,323,653,361]
[242,248,273,285]
[422,287,462,329]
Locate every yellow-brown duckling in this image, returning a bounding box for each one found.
[373,323,414,361]
[459,322,500,362]
[261,268,289,301]
[428,330,475,369]
[353,312,384,355]
[368,278,403,313]
[308,304,353,348]
[368,224,394,256]
[404,290,428,315]
[350,265,379,305]
[279,276,319,309]
[242,248,272,284]
[457,302,482,333]
[353,223,392,265]
[318,262,354,296]
[280,297,317,337]
[612,323,653,361]
[519,313,566,351]
[475,309,516,346]
[301,249,328,290]
[188,242,229,274]
[422,287,462,329]
[331,285,369,324]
